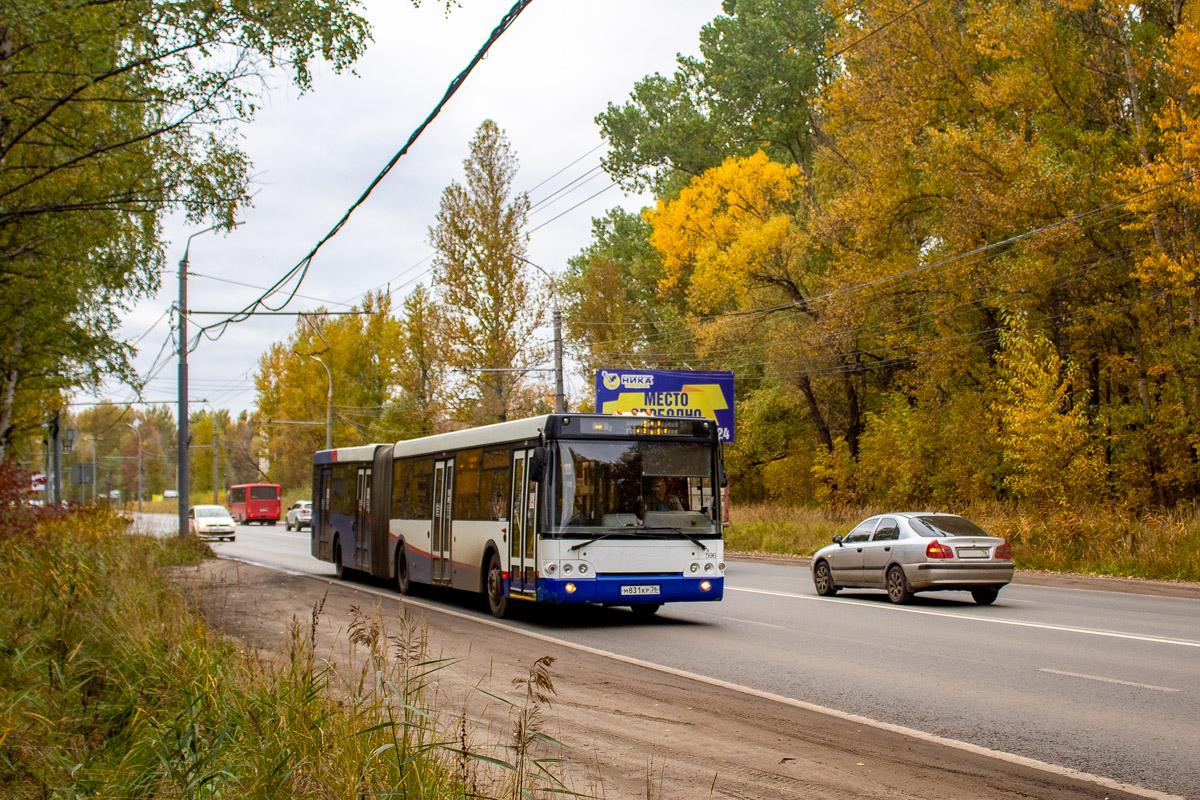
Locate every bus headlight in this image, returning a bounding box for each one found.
[689,563,699,574]
[704,562,714,574]
[545,563,557,575]
[562,563,573,575]
[718,562,726,571]
[578,563,589,574]
[700,580,712,591]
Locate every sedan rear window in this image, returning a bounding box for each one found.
[912,515,989,538]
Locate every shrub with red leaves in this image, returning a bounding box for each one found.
[0,459,68,539]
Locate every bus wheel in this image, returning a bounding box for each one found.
[396,547,413,595]
[333,538,347,580]
[486,552,509,619]
[630,603,661,618]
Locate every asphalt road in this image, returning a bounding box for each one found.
[135,515,1200,798]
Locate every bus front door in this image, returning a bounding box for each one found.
[509,449,537,594]
[355,467,371,572]
[431,459,454,585]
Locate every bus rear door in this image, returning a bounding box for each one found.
[314,467,332,560]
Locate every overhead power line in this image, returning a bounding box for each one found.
[195,0,535,345]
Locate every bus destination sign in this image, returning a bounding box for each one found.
[595,369,735,442]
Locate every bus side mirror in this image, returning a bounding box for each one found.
[529,446,547,482]
[719,462,728,488]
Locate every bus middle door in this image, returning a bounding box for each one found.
[355,467,371,571]
[509,449,538,594]
[431,458,454,585]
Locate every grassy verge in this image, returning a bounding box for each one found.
[0,509,572,799]
[726,502,1200,582]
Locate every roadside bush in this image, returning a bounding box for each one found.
[727,501,1200,581]
[0,507,577,799]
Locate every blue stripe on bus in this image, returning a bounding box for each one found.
[534,574,724,605]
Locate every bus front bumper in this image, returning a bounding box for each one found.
[534,574,723,605]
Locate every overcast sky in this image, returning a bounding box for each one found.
[82,0,723,419]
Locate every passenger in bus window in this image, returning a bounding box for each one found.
[490,490,507,521]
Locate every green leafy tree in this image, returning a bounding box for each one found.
[597,0,831,193]
[0,0,372,456]
[429,120,549,425]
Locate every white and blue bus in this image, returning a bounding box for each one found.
[311,413,726,617]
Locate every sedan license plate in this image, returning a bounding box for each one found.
[620,584,661,596]
[957,547,988,559]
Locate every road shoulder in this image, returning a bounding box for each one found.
[174,557,1169,800]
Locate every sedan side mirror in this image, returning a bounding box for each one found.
[832,534,843,547]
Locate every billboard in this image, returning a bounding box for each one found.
[595,369,735,442]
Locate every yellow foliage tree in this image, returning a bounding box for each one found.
[996,320,1106,509]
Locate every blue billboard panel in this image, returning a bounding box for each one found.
[595,369,735,442]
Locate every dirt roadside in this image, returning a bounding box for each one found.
[176,558,1177,800]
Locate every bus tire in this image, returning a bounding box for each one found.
[333,537,348,580]
[630,603,661,618]
[486,552,509,619]
[396,545,413,596]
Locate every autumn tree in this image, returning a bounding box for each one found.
[254,292,401,488]
[429,120,549,425]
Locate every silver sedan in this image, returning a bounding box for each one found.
[811,513,1014,605]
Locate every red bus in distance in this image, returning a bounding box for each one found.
[228,483,281,525]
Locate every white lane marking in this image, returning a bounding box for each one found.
[729,587,1200,648]
[720,615,786,629]
[213,558,1182,800]
[1037,669,1180,693]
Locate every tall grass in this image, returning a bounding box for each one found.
[0,509,579,798]
[727,501,1200,581]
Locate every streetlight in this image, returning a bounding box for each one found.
[309,355,333,450]
[516,256,565,413]
[178,222,240,538]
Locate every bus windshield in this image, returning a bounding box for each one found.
[554,439,718,533]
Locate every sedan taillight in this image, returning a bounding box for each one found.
[994,541,1012,560]
[926,540,954,559]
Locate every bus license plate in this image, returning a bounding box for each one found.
[621,585,661,596]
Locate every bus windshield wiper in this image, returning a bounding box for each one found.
[568,532,619,552]
[639,527,711,552]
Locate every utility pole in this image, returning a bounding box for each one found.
[178,223,236,537]
[50,411,62,505]
[128,421,143,513]
[212,410,219,505]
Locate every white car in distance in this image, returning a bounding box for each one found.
[189,504,237,541]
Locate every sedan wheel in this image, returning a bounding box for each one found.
[886,565,913,604]
[971,586,1000,605]
[813,560,838,596]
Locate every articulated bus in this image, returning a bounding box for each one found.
[311,413,726,618]
[228,482,282,525]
